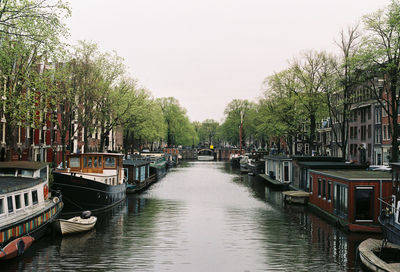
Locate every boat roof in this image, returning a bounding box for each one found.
[123,159,150,167]
[297,161,365,169]
[69,152,123,156]
[0,177,42,194]
[310,169,392,181]
[0,161,48,170]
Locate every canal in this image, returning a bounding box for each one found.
[3,161,378,271]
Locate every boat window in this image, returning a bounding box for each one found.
[94,157,98,168]
[0,169,16,176]
[124,168,128,181]
[322,179,326,198]
[98,157,102,168]
[19,170,34,177]
[83,157,88,168]
[88,157,92,168]
[32,190,38,205]
[7,196,13,213]
[24,192,29,207]
[0,198,4,215]
[15,194,21,210]
[318,178,321,197]
[40,167,47,180]
[70,157,80,168]
[105,157,116,168]
[327,181,332,200]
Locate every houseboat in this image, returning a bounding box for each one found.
[308,169,392,233]
[0,161,63,260]
[260,155,293,188]
[123,158,156,193]
[140,152,168,181]
[52,153,126,215]
[197,149,215,161]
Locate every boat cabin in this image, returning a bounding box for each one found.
[0,161,63,248]
[123,158,151,186]
[308,169,392,232]
[264,155,293,185]
[0,161,50,219]
[63,153,125,185]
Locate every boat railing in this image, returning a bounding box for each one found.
[378,197,399,216]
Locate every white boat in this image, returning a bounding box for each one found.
[358,238,400,272]
[197,149,215,161]
[55,211,97,235]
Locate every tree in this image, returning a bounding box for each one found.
[198,119,219,146]
[291,50,331,155]
[354,0,400,162]
[325,25,361,159]
[260,69,304,154]
[157,97,195,146]
[220,99,254,149]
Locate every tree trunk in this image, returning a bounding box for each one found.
[309,113,316,155]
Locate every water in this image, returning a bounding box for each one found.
[2,161,378,271]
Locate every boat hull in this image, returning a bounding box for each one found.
[197,155,214,161]
[54,216,97,235]
[53,172,126,215]
[0,198,63,258]
[378,214,400,245]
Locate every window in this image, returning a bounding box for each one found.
[323,179,326,198]
[104,157,116,168]
[327,181,331,201]
[0,198,3,214]
[124,168,128,181]
[15,195,21,210]
[88,157,92,168]
[334,184,348,219]
[40,167,47,180]
[7,196,13,213]
[24,192,29,207]
[284,162,289,182]
[361,126,366,140]
[70,157,80,168]
[375,127,382,144]
[32,190,38,205]
[355,187,374,222]
[368,124,372,139]
[318,178,321,197]
[94,157,98,168]
[98,157,102,168]
[309,176,313,193]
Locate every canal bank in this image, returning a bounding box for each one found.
[2,161,375,271]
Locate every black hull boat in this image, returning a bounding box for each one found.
[53,173,126,214]
[53,153,126,215]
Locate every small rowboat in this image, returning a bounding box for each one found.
[54,211,97,235]
[0,236,34,260]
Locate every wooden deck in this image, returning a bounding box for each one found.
[359,238,400,272]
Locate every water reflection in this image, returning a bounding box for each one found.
[1,161,381,271]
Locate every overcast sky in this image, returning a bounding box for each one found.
[66,0,389,123]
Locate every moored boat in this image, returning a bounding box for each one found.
[197,149,215,161]
[378,162,400,245]
[54,211,97,235]
[52,153,126,215]
[358,238,400,272]
[0,161,63,260]
[123,157,156,193]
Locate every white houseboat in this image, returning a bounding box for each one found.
[0,161,63,260]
